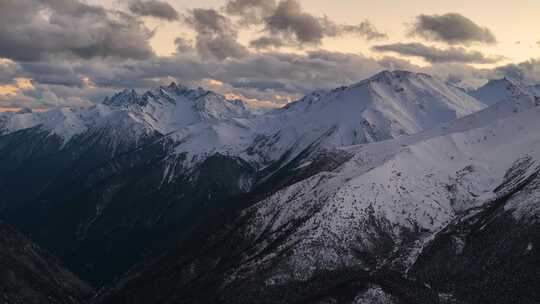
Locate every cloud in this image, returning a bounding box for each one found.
[0,0,536,111]
[231,0,385,48]
[0,81,111,109]
[224,0,387,44]
[174,36,194,53]
[0,0,155,62]
[128,0,179,21]
[18,61,85,87]
[263,0,324,44]
[196,35,250,60]
[184,8,249,60]
[495,59,540,84]
[224,0,276,25]
[0,60,20,85]
[372,42,503,64]
[249,36,286,49]
[4,46,535,109]
[409,13,497,45]
[185,8,236,37]
[321,19,388,41]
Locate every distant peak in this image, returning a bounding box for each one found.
[16,107,33,114]
[483,77,527,93]
[103,88,140,107]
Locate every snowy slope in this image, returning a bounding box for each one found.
[231,92,540,284]
[94,88,540,304]
[0,104,159,150]
[242,70,486,167]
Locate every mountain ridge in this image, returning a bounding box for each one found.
[93,75,540,304]
[1,69,539,297]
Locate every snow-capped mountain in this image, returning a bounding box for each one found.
[103,83,253,130]
[0,71,485,164]
[94,82,540,304]
[2,70,539,303]
[471,77,540,106]
[0,70,486,178]
[243,70,485,168]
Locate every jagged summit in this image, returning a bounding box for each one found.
[103,88,141,107]
[103,83,250,121]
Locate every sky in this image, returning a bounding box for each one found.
[0,0,539,111]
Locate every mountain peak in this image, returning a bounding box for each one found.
[366,70,432,83]
[471,77,530,106]
[16,107,33,114]
[163,81,189,95]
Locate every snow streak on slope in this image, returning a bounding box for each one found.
[236,93,540,284]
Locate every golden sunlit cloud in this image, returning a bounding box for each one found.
[82,76,95,88]
[207,79,224,87]
[225,93,284,110]
[0,78,34,96]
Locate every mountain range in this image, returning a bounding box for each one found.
[0,70,539,303]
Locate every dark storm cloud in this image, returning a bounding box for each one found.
[18,62,85,87]
[0,0,155,62]
[184,9,249,60]
[128,0,179,21]
[372,42,503,64]
[409,13,497,45]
